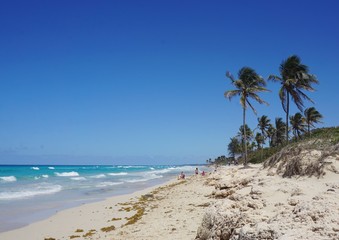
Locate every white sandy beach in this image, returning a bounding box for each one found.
[0,162,338,240]
[0,173,213,240]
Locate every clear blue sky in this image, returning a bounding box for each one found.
[0,0,338,165]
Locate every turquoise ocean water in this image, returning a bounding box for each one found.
[0,164,206,232]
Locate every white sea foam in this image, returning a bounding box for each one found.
[124,178,148,183]
[48,167,55,170]
[31,167,40,170]
[71,177,86,181]
[96,181,124,188]
[0,176,17,182]
[108,172,128,176]
[117,165,145,169]
[81,166,99,169]
[35,174,49,180]
[90,174,106,179]
[117,165,132,169]
[55,171,79,177]
[165,165,197,173]
[0,184,62,200]
[125,173,163,183]
[146,173,163,179]
[150,167,155,170]
[148,169,171,174]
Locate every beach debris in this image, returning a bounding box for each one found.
[69,235,80,239]
[101,225,116,232]
[82,229,96,238]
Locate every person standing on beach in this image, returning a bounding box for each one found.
[195,167,199,175]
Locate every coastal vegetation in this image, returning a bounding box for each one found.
[222,55,327,166]
[213,126,338,167]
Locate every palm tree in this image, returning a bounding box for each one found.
[290,112,306,140]
[255,132,265,149]
[303,107,323,135]
[225,67,269,166]
[238,124,253,143]
[238,124,254,158]
[273,117,286,146]
[266,124,276,147]
[228,137,241,159]
[269,55,318,143]
[257,115,271,144]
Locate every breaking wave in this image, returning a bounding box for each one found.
[0,184,62,200]
[0,176,17,182]
[96,181,124,188]
[90,174,106,179]
[55,171,79,177]
[108,172,128,176]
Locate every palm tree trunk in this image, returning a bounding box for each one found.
[286,92,289,144]
[243,107,248,166]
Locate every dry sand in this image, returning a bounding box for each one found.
[1,163,338,240]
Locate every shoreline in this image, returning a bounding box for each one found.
[0,172,214,240]
[0,164,207,233]
[2,163,337,239]
[0,176,174,233]
[0,180,171,239]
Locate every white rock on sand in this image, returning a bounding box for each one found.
[196,163,339,240]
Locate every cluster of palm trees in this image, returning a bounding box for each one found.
[225,55,323,166]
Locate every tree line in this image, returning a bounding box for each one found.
[224,55,323,166]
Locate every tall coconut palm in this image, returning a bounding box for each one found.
[269,55,318,143]
[257,116,270,161]
[274,117,286,146]
[255,132,265,149]
[290,112,306,140]
[228,137,241,159]
[225,67,269,166]
[238,124,253,143]
[303,107,323,135]
[266,124,276,147]
[257,115,271,143]
[238,124,254,157]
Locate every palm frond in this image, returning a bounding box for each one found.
[226,71,236,82]
[268,74,282,82]
[224,90,241,100]
[289,88,304,111]
[297,89,314,104]
[246,98,257,114]
[248,92,269,106]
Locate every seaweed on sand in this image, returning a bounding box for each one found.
[82,229,96,237]
[101,225,116,232]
